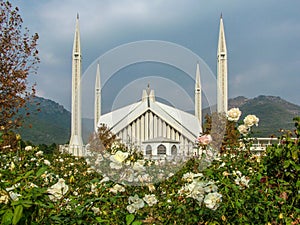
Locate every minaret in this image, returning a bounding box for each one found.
[94,63,101,131]
[217,14,228,113]
[195,62,202,125]
[69,14,83,156]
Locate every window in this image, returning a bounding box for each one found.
[157,144,166,155]
[171,145,177,155]
[146,145,152,155]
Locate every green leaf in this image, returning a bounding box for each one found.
[175,208,182,214]
[95,217,109,223]
[12,200,33,208]
[2,209,13,225]
[24,170,34,179]
[0,131,3,143]
[225,186,229,194]
[296,180,300,188]
[283,160,290,169]
[15,170,34,183]
[292,149,298,161]
[132,221,143,225]
[126,214,135,225]
[275,148,282,157]
[12,205,23,225]
[36,166,48,177]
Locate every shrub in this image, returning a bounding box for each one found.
[0,116,299,224]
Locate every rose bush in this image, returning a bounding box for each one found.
[0,114,299,224]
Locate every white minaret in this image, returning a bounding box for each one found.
[94,63,101,131]
[195,62,202,126]
[69,14,83,156]
[217,14,228,113]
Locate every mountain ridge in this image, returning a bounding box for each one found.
[229,95,300,137]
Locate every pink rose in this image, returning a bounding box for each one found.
[197,134,212,145]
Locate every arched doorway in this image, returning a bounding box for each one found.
[146,145,152,155]
[171,145,177,155]
[157,144,166,155]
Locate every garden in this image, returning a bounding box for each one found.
[0,109,299,224]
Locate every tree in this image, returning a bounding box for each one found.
[88,124,119,153]
[202,112,239,152]
[0,0,39,131]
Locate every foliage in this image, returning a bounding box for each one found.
[0,130,18,152]
[18,96,71,145]
[202,116,300,224]
[0,116,299,224]
[203,111,244,153]
[0,0,39,131]
[202,112,227,152]
[88,123,119,152]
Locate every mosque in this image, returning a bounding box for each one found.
[68,15,228,157]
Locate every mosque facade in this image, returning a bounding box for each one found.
[68,15,228,157]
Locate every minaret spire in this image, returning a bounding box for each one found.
[69,14,83,156]
[217,15,228,113]
[94,62,101,131]
[195,62,202,126]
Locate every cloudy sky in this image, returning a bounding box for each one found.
[10,0,300,118]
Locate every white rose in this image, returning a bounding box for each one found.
[44,159,51,166]
[109,184,125,194]
[47,178,69,201]
[227,108,241,122]
[110,151,129,164]
[182,172,195,182]
[91,206,100,215]
[25,146,33,151]
[143,194,158,206]
[132,160,146,172]
[126,204,136,213]
[238,124,249,136]
[35,151,43,157]
[204,192,222,210]
[244,114,259,127]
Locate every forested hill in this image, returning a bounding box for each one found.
[228,95,300,137]
[17,95,300,145]
[18,96,71,145]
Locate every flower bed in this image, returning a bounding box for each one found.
[0,116,299,224]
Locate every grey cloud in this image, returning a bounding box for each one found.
[9,0,300,111]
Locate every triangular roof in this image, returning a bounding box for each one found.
[98,90,201,142]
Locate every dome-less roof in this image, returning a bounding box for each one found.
[98,89,201,143]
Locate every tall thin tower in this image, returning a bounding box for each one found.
[69,14,83,156]
[195,62,202,126]
[217,14,228,113]
[94,63,101,131]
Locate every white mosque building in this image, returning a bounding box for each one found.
[67,15,228,157]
